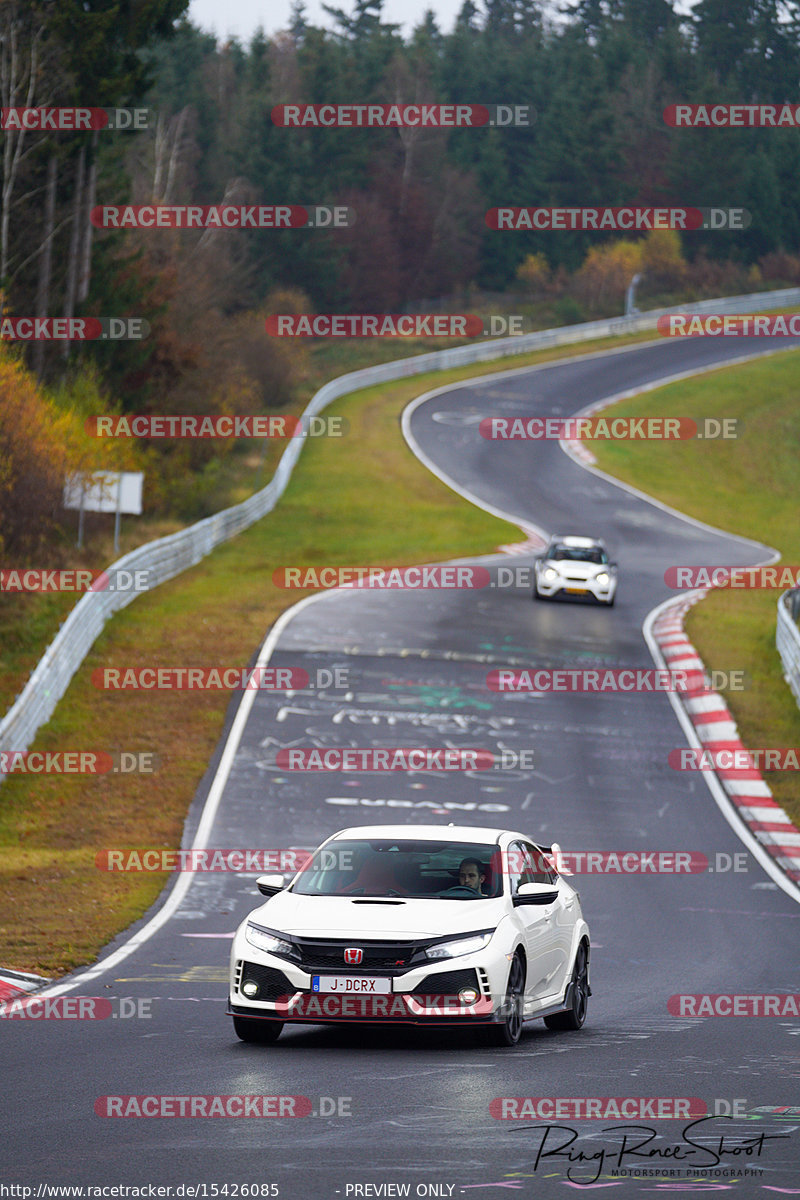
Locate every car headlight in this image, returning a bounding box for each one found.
[425,932,493,960]
[542,567,558,582]
[245,923,294,956]
[595,572,610,585]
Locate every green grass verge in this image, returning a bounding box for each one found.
[586,347,800,831]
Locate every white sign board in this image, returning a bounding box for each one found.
[63,471,143,515]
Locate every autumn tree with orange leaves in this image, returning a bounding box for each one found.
[0,347,131,558]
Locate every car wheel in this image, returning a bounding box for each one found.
[488,953,525,1047]
[233,1015,284,1044]
[544,942,589,1031]
[532,580,542,600]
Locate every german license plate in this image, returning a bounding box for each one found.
[312,975,391,994]
[565,587,587,594]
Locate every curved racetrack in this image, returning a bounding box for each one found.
[4,335,800,1197]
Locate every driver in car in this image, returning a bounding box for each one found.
[458,858,487,895]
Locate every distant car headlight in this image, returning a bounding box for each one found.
[542,567,558,582]
[425,932,492,960]
[595,572,610,585]
[245,923,294,956]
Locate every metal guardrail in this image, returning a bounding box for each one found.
[777,589,800,709]
[3,284,800,767]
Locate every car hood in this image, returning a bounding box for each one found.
[246,892,507,939]
[546,560,605,579]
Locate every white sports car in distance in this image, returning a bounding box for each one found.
[533,535,617,605]
[228,824,591,1047]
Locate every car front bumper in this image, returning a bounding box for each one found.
[536,574,617,603]
[228,993,497,1025]
[228,941,510,1026]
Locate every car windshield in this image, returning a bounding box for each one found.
[290,839,503,898]
[550,544,608,564]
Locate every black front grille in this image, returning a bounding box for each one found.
[293,938,423,974]
[410,968,480,996]
[239,961,294,1002]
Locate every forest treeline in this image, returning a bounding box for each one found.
[1,0,800,552]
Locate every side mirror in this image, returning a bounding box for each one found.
[256,873,285,897]
[513,882,559,906]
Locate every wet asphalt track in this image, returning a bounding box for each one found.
[3,335,800,1197]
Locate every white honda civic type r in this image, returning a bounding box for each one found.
[533,535,617,605]
[228,824,591,1047]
